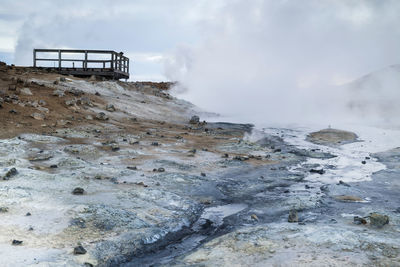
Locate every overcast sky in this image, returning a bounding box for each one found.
[0,0,224,80]
[1,1,400,124]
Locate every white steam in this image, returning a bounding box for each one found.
[165,1,400,126]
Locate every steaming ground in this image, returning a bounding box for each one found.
[1,63,400,266]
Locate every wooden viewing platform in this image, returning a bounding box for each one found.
[33,49,130,80]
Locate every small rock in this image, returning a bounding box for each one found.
[310,169,325,175]
[201,172,206,177]
[370,213,389,228]
[129,138,139,145]
[189,115,200,124]
[361,160,366,164]
[135,181,148,187]
[65,99,77,106]
[70,218,86,228]
[111,144,120,151]
[222,153,229,158]
[52,89,65,97]
[56,120,69,126]
[320,185,329,191]
[353,216,367,225]
[31,113,45,120]
[127,166,137,170]
[85,115,93,120]
[67,88,84,96]
[26,212,31,216]
[9,109,17,114]
[233,155,249,161]
[12,240,23,246]
[95,112,108,121]
[38,99,46,106]
[251,214,259,221]
[79,96,93,106]
[3,167,17,180]
[288,209,298,223]
[151,142,159,146]
[0,207,9,213]
[72,187,85,195]
[36,106,49,113]
[73,245,87,255]
[337,180,350,187]
[59,77,66,82]
[95,92,101,96]
[19,87,32,96]
[106,104,116,112]
[153,167,165,172]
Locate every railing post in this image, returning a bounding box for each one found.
[58,50,61,70]
[84,50,88,70]
[127,58,129,75]
[33,49,36,67]
[110,52,114,69]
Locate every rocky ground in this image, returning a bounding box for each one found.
[0,62,399,266]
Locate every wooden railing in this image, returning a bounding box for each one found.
[33,49,129,78]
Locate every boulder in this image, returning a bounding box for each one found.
[288,209,298,223]
[189,115,200,124]
[95,112,109,121]
[72,187,85,195]
[73,245,87,255]
[370,213,389,228]
[3,167,17,180]
[106,104,116,112]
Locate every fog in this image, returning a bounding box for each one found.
[165,1,400,126]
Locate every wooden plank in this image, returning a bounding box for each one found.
[35,49,115,54]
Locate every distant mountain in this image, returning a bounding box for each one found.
[343,65,400,122]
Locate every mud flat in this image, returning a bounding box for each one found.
[307,128,358,146]
[0,62,400,266]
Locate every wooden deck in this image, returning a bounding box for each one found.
[33,49,130,80]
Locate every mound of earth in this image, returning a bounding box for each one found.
[306,128,358,146]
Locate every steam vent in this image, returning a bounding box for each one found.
[33,49,129,80]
